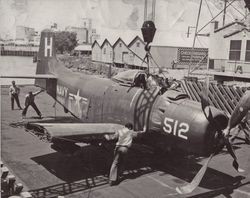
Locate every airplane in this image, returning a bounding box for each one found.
[1,22,250,194]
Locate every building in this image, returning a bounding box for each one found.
[113,38,130,67]
[209,19,250,74]
[150,45,208,69]
[66,26,88,44]
[147,30,209,70]
[28,32,40,46]
[74,44,92,56]
[92,40,102,62]
[101,39,114,64]
[16,26,35,42]
[127,36,147,68]
[91,33,208,71]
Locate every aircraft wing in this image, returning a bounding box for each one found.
[27,123,124,142]
[0,74,57,79]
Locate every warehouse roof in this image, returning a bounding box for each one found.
[74,45,92,51]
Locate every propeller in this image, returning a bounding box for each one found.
[223,91,250,137]
[176,90,250,194]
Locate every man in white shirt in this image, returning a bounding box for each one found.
[105,123,146,185]
[9,81,22,110]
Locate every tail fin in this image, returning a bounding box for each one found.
[35,30,57,98]
[36,29,56,75]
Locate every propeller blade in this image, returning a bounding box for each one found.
[224,137,245,172]
[200,89,210,111]
[176,153,214,194]
[200,90,226,131]
[226,91,250,135]
[200,90,214,123]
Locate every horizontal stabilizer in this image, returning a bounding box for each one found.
[0,74,57,79]
[27,123,123,141]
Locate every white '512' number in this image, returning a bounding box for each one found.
[163,117,189,140]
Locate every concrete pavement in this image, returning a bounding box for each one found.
[1,86,250,198]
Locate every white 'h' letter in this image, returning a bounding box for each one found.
[44,37,53,57]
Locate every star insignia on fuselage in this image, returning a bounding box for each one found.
[70,89,83,118]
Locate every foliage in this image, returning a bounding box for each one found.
[54,31,78,54]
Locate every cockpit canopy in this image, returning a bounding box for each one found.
[112,69,147,88]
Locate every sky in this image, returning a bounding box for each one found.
[0,0,246,47]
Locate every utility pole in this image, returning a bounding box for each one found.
[186,26,195,38]
[223,0,227,26]
[188,0,203,76]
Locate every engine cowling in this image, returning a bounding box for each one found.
[148,90,228,156]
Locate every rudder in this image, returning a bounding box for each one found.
[35,30,57,98]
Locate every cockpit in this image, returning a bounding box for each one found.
[112,69,174,94]
[112,69,148,88]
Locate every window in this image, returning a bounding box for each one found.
[103,48,106,54]
[245,40,250,61]
[119,43,122,47]
[229,40,241,60]
[136,42,140,47]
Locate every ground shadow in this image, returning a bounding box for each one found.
[8,119,248,197]
[9,116,81,129]
[187,180,250,198]
[29,143,246,198]
[30,144,154,198]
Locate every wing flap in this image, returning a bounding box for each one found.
[28,123,123,141]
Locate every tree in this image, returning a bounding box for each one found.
[54,31,78,54]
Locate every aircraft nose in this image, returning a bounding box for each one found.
[148,95,229,156]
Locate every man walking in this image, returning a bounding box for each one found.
[9,80,22,110]
[105,123,146,186]
[22,90,44,119]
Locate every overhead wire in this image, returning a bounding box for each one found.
[231,4,247,17]
[204,0,214,18]
[190,0,245,74]
[197,0,237,34]
[240,10,250,21]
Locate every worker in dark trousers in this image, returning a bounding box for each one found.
[105,123,146,186]
[22,90,44,119]
[9,80,22,110]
